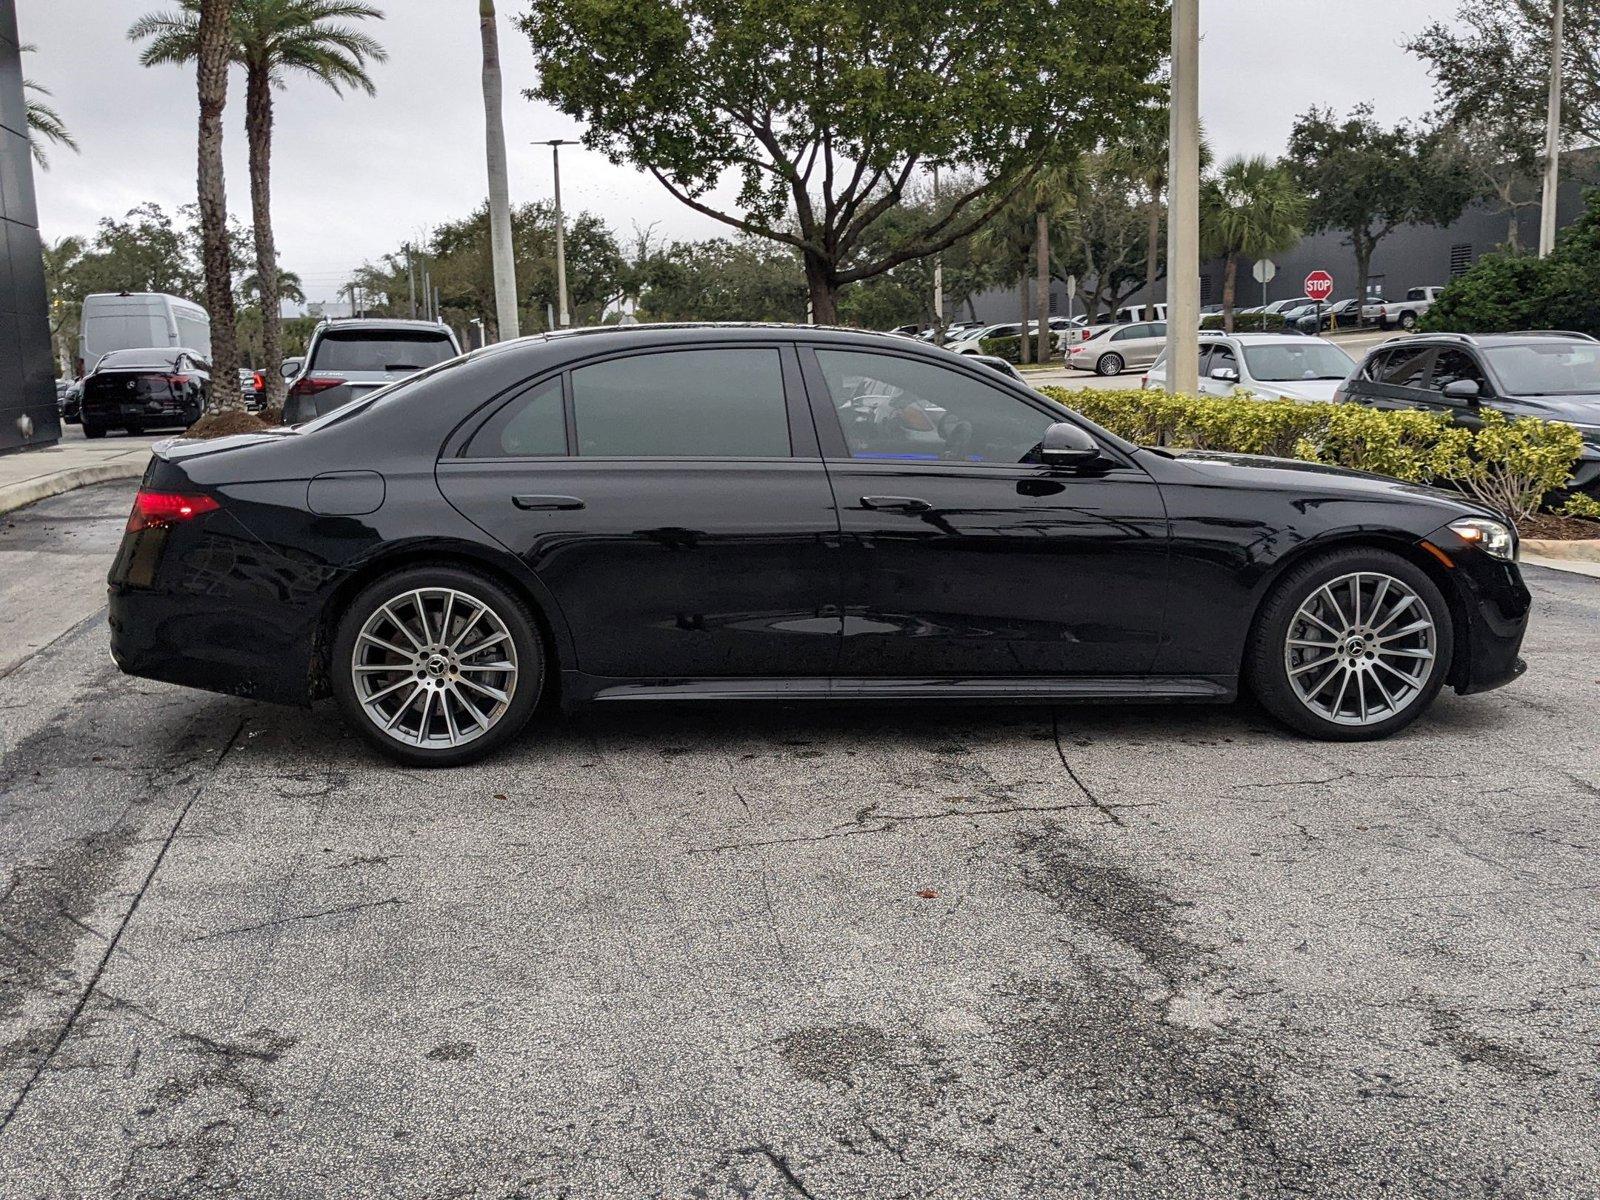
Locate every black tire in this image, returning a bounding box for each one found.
[1096,352,1125,376]
[1245,547,1454,741]
[82,422,106,439]
[1398,311,1418,330]
[330,565,545,767]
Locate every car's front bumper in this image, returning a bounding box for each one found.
[1422,524,1533,696]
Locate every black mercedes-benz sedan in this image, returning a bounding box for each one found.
[108,325,1531,766]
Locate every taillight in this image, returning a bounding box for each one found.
[1080,329,1091,341]
[288,376,345,397]
[126,489,220,533]
[252,371,264,392]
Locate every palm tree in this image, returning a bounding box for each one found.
[1202,156,1306,334]
[19,45,78,169]
[480,0,519,342]
[241,265,306,307]
[131,1,386,408]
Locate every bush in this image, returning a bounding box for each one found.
[1039,386,1584,522]
[1199,311,1285,332]
[1423,188,1600,336]
[978,335,1022,364]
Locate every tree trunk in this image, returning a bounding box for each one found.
[804,254,839,324]
[196,0,241,412]
[1035,209,1050,364]
[245,64,283,409]
[1222,251,1237,335]
[1354,240,1372,329]
[1018,262,1031,364]
[480,0,520,342]
[1144,186,1161,309]
[1507,211,1520,253]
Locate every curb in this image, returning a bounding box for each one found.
[0,459,147,518]
[1522,537,1600,564]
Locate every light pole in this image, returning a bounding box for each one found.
[932,164,944,344]
[537,139,576,327]
[1164,0,1201,394]
[1539,0,1564,258]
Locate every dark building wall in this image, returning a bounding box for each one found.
[0,0,60,452]
[968,167,1596,326]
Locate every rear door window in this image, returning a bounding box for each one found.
[570,348,791,458]
[311,330,457,372]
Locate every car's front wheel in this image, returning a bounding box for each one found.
[1246,548,1453,740]
[1096,352,1124,376]
[330,565,544,766]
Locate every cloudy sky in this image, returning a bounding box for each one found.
[22,0,1458,304]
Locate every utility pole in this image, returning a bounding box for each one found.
[1164,0,1201,394]
[1540,0,1564,257]
[423,268,432,321]
[932,164,944,345]
[406,242,417,319]
[537,139,575,327]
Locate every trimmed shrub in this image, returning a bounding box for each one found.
[1039,386,1584,521]
[1199,311,1285,332]
[978,335,1023,364]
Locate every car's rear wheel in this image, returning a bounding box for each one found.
[330,566,544,766]
[1246,548,1453,740]
[82,421,105,439]
[1398,311,1418,330]
[1096,352,1124,376]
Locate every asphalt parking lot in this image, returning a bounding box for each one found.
[2,480,1598,1198]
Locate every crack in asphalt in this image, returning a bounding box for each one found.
[1050,708,1124,825]
[0,714,247,1140]
[186,897,405,942]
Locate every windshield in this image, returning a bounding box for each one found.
[1484,342,1600,395]
[311,329,456,372]
[1243,342,1355,381]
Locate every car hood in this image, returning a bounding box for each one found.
[1497,393,1600,429]
[1156,448,1499,518]
[1251,379,1344,403]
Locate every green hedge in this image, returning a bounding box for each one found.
[978,335,1023,363]
[1040,387,1585,521]
[1199,311,1285,332]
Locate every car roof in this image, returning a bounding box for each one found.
[1358,331,1599,357]
[1198,331,1334,344]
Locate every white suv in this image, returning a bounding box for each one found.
[283,318,461,423]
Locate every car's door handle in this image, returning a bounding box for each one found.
[512,494,585,511]
[860,495,932,513]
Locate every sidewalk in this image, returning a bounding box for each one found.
[0,434,160,516]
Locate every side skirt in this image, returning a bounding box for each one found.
[561,672,1236,708]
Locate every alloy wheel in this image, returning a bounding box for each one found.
[1282,571,1437,727]
[351,586,518,749]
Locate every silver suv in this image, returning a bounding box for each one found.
[283,318,461,423]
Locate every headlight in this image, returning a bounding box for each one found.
[1449,517,1515,561]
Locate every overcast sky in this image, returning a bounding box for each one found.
[21,0,1458,303]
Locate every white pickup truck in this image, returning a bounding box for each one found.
[1375,286,1446,331]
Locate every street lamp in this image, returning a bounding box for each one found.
[1164,0,1201,394]
[1539,0,1564,258]
[536,139,576,327]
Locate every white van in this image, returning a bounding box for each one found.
[79,293,212,373]
[1115,302,1168,324]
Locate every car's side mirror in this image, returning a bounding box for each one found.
[1211,366,1240,382]
[1442,378,1481,403]
[281,358,303,380]
[1040,422,1102,469]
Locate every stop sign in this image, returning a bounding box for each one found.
[1304,270,1335,302]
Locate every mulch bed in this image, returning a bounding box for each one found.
[1518,512,1600,541]
[182,410,275,439]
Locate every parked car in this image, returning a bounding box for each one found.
[61,379,83,425]
[1145,333,1357,402]
[1066,320,1169,375]
[1286,298,1363,334]
[79,347,210,438]
[282,318,461,423]
[1338,331,1600,500]
[107,324,1530,766]
[1374,286,1446,331]
[79,292,211,373]
[1115,303,1167,324]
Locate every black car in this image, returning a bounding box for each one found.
[81,347,211,438]
[108,325,1530,766]
[1337,332,1600,500]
